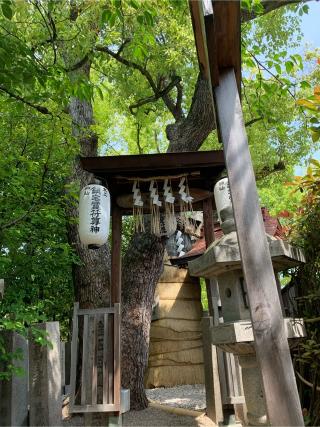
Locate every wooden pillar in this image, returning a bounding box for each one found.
[214,68,304,426]
[111,203,122,305]
[111,202,122,420]
[202,197,224,424]
[202,197,220,323]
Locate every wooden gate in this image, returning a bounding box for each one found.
[69,303,121,413]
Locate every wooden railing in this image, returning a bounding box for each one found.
[69,303,121,413]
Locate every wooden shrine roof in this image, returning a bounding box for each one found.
[81,150,225,214]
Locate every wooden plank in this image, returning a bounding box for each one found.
[71,404,117,413]
[202,196,221,323]
[85,315,95,405]
[204,13,219,87]
[188,0,211,80]
[202,198,224,424]
[108,314,114,404]
[103,313,109,404]
[203,196,215,246]
[113,303,121,412]
[70,303,79,412]
[81,150,225,178]
[188,1,241,91]
[212,1,241,92]
[91,316,98,405]
[81,315,89,405]
[202,316,224,423]
[78,307,115,316]
[214,68,303,426]
[111,203,122,305]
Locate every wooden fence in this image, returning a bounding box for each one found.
[70,303,121,413]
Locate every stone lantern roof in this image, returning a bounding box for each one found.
[188,231,305,279]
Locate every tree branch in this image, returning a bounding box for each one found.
[129,76,181,115]
[256,161,286,180]
[65,53,90,72]
[96,43,184,120]
[241,0,310,22]
[245,116,263,127]
[0,85,51,115]
[95,44,157,92]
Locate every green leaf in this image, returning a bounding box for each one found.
[143,10,154,26]
[129,0,139,9]
[300,81,311,90]
[311,131,320,142]
[275,64,281,75]
[244,57,256,68]
[296,99,318,111]
[285,61,294,74]
[133,45,144,61]
[96,86,104,101]
[101,9,116,27]
[1,1,13,20]
[136,14,144,25]
[302,4,309,14]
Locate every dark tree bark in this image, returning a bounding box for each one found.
[166,74,215,153]
[66,62,111,309]
[121,233,165,409]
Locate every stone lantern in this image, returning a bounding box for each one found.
[188,179,306,426]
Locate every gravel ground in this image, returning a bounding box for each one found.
[124,407,214,427]
[146,385,206,411]
[63,385,215,427]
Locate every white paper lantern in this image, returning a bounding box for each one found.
[214,177,232,222]
[78,184,110,249]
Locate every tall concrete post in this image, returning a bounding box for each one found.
[0,332,29,426]
[0,279,4,298]
[29,322,62,426]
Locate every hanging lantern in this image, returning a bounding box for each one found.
[78,184,110,249]
[214,177,232,221]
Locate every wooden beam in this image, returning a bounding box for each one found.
[111,203,122,415]
[214,68,303,427]
[202,196,219,320]
[81,150,225,178]
[204,14,219,88]
[111,203,122,305]
[189,0,211,80]
[212,1,241,91]
[189,0,241,91]
[202,197,224,424]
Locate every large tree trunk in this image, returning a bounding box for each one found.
[120,72,215,410]
[167,74,215,152]
[121,233,165,409]
[66,62,111,309]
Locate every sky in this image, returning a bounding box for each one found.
[294,0,320,175]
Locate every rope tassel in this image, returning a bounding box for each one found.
[163,179,176,236]
[149,180,162,237]
[132,180,144,232]
[178,177,194,233]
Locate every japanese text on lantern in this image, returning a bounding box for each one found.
[90,187,101,233]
